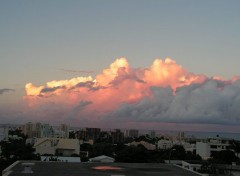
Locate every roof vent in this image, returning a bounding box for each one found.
[21,163,35,174]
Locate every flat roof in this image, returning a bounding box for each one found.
[3,161,200,176]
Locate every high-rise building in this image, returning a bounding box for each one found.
[0,126,9,141]
[111,129,124,144]
[178,131,185,141]
[22,122,42,138]
[41,124,54,137]
[22,122,62,138]
[76,128,101,141]
[150,130,156,139]
[125,129,139,138]
[60,124,69,138]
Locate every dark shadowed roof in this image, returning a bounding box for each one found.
[3,161,200,176]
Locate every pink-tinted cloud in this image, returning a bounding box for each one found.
[19,58,240,129]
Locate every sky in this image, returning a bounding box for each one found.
[1,0,240,132]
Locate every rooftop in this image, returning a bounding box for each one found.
[3,161,200,176]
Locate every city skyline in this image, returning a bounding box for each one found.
[1,1,240,133]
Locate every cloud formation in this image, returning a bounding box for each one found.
[23,58,240,127]
[58,68,96,74]
[0,88,15,95]
[110,80,240,125]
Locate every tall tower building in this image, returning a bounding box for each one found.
[60,124,69,138]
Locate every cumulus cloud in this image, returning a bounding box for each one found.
[0,88,15,95]
[22,57,240,126]
[110,80,240,125]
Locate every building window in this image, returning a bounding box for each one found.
[210,145,217,149]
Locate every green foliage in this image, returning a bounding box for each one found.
[80,142,201,163]
[135,135,156,144]
[185,151,202,161]
[0,129,40,173]
[8,129,26,139]
[80,143,93,152]
[231,140,240,157]
[198,161,215,174]
[170,145,186,160]
[80,155,89,162]
[68,131,76,139]
[115,145,164,163]
[210,150,237,164]
[91,142,113,157]
[0,139,38,160]
[71,153,79,157]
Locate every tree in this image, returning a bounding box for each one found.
[210,150,237,164]
[115,144,166,163]
[231,140,240,158]
[185,151,202,161]
[80,143,93,152]
[0,138,37,160]
[91,142,114,157]
[171,145,186,160]
[115,145,149,163]
[0,129,40,173]
[68,131,76,139]
[198,161,215,174]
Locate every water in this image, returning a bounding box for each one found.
[184,131,240,140]
[140,129,240,140]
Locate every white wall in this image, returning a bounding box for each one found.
[196,142,210,159]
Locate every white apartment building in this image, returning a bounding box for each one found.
[196,137,232,159]
[158,139,173,150]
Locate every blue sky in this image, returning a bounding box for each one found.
[1,1,240,86]
[1,1,240,131]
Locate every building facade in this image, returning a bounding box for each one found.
[125,129,139,138]
[158,139,173,150]
[34,138,80,156]
[196,137,232,159]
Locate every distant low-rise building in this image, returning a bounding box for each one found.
[128,141,156,150]
[182,142,196,153]
[158,139,173,150]
[34,138,80,156]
